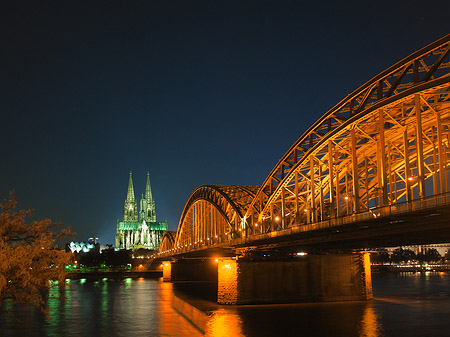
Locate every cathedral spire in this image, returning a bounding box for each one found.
[123,171,138,222]
[127,171,135,201]
[145,172,153,201]
[141,172,156,222]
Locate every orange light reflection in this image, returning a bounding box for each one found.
[358,304,383,337]
[206,308,243,337]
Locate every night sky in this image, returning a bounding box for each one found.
[1,0,449,244]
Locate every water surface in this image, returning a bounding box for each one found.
[1,272,450,336]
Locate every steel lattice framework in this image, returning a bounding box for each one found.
[171,185,260,249]
[160,34,450,255]
[159,231,175,253]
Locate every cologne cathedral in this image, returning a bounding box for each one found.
[115,172,167,250]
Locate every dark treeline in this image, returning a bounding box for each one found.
[371,248,446,264]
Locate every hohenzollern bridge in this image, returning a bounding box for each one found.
[156,34,450,305]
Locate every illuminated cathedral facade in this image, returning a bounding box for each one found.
[115,172,167,250]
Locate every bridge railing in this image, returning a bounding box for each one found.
[225,192,450,247]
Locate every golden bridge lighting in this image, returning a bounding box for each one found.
[157,34,450,262]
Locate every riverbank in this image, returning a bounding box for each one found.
[66,270,162,279]
[65,264,450,280]
[371,264,450,273]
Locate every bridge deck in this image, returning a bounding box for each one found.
[156,194,450,259]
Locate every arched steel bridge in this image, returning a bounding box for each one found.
[159,34,450,257]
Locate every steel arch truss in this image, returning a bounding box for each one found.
[160,231,175,252]
[246,34,450,232]
[158,34,450,256]
[173,185,259,249]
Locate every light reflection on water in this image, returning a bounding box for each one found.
[1,273,450,336]
[359,305,382,337]
[207,308,244,337]
[206,300,383,337]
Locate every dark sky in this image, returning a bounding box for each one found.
[1,0,449,244]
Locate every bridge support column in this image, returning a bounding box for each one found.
[162,262,172,282]
[218,253,372,305]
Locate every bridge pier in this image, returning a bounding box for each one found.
[162,252,372,305]
[162,262,172,282]
[218,252,372,304]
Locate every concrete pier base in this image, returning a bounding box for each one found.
[163,262,172,282]
[217,253,372,304]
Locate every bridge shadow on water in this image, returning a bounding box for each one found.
[168,272,450,337]
[171,280,383,337]
[173,281,218,303]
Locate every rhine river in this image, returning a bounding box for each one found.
[2,272,450,336]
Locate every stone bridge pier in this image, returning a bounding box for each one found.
[163,252,372,304]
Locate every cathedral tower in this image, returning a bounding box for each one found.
[140,172,156,222]
[123,172,138,221]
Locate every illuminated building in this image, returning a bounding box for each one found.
[115,172,168,250]
[67,240,96,253]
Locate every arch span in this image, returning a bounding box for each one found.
[159,231,175,252]
[160,34,450,255]
[173,185,259,249]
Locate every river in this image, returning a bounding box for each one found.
[1,272,450,336]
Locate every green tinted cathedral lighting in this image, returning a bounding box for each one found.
[115,172,168,250]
